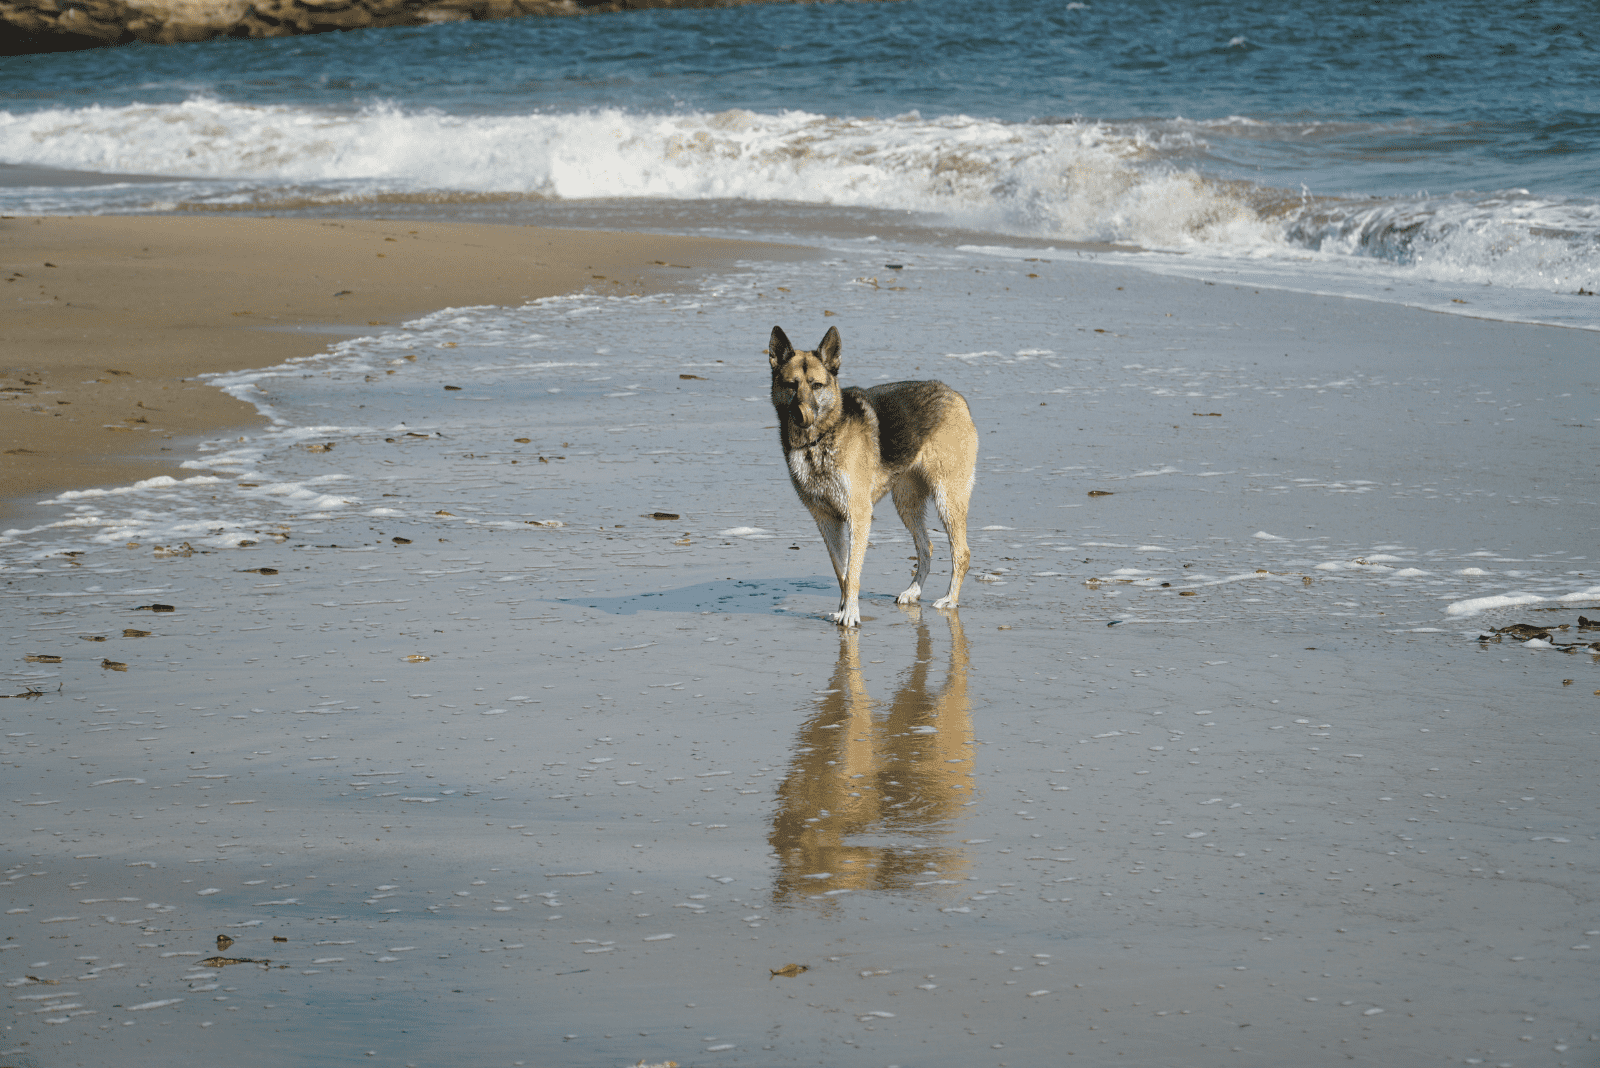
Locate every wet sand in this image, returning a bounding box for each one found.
[2,246,1597,1068]
[0,215,807,514]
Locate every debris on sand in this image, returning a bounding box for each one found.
[1494,623,1551,641]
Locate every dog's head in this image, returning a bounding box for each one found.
[768,325,841,429]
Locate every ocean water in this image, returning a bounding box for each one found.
[3,0,1600,326]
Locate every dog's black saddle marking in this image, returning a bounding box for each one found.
[857,380,948,469]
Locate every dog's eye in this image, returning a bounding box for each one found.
[810,381,827,388]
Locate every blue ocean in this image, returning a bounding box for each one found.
[4,0,1599,325]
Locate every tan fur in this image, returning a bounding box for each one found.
[769,610,972,898]
[768,325,977,627]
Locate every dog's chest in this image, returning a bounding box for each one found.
[787,445,850,509]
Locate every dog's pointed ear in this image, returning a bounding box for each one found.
[817,326,842,373]
[768,326,793,369]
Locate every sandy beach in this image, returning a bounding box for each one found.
[0,215,806,513]
[2,231,1597,1068]
[7,2,1599,1063]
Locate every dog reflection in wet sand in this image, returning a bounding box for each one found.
[767,325,977,627]
[770,609,972,901]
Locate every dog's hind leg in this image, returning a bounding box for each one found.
[892,478,933,605]
[931,478,972,610]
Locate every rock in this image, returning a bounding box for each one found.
[2,0,899,53]
[1493,623,1551,641]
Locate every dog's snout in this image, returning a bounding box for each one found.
[790,380,817,425]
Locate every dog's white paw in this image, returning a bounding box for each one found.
[895,583,922,605]
[830,603,862,628]
[931,596,958,610]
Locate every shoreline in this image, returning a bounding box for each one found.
[0,214,811,520]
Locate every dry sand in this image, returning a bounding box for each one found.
[0,215,806,512]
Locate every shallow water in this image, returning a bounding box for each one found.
[8,241,1597,580]
[4,247,1598,1067]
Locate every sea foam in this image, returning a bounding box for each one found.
[3,100,1596,301]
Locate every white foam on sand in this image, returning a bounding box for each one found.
[1444,587,1600,618]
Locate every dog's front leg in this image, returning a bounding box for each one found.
[811,507,849,587]
[831,504,872,628]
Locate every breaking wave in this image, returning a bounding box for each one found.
[2,98,1597,296]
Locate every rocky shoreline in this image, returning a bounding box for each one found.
[1,0,892,53]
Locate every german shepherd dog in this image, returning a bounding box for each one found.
[767,325,977,627]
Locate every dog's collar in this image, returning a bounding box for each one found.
[786,432,825,451]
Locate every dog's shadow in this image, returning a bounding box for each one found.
[551,575,884,617]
